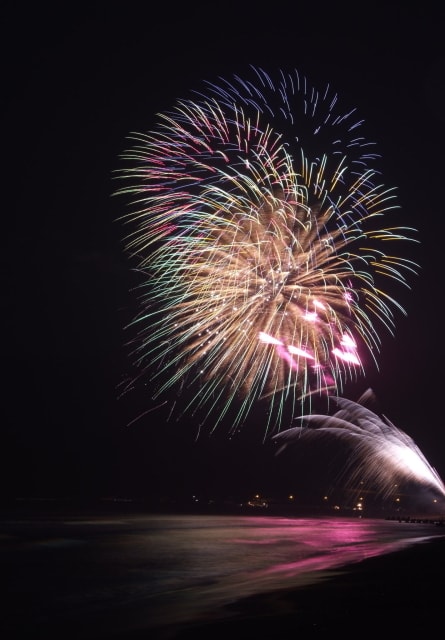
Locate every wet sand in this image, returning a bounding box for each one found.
[153,533,445,639]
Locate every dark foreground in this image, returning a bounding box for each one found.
[2,510,444,639]
[166,535,445,638]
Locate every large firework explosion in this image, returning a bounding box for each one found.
[115,66,418,437]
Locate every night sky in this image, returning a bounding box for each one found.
[2,4,444,506]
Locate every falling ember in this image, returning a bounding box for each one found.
[287,345,315,360]
[332,348,361,365]
[258,331,282,346]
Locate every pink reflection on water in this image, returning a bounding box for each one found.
[130,515,445,631]
[236,517,421,581]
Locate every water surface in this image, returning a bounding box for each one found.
[2,511,444,638]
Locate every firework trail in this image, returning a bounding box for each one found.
[116,66,418,437]
[273,388,445,500]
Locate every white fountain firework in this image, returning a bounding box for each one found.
[273,388,445,501]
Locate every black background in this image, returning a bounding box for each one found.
[2,3,444,506]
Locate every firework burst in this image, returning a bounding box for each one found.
[115,66,418,437]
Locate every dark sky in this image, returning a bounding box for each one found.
[2,4,445,505]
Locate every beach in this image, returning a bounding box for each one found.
[2,511,444,639]
[165,534,445,639]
